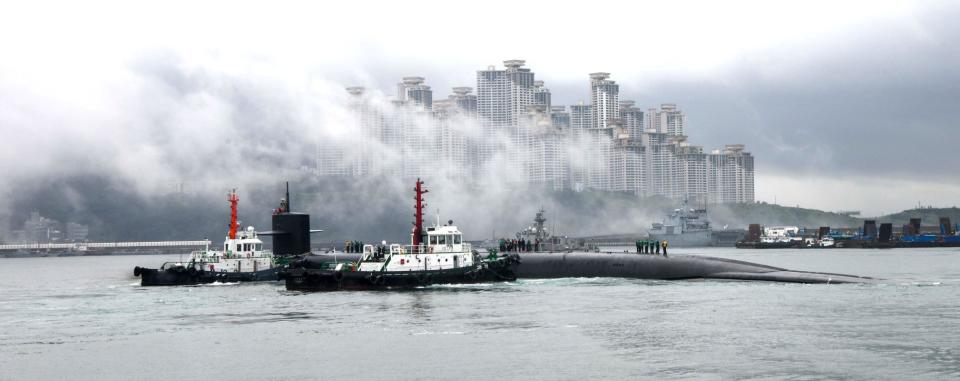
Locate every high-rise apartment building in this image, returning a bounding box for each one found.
[646,103,686,136]
[619,100,644,139]
[449,87,478,115]
[396,76,433,111]
[533,80,551,111]
[550,106,570,130]
[589,72,619,130]
[708,145,755,203]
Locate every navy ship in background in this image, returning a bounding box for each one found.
[648,199,713,247]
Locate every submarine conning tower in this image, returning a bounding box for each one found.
[269,182,312,256]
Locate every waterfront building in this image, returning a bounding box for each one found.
[619,100,644,139]
[566,102,593,192]
[589,72,619,130]
[708,144,755,203]
[609,119,645,195]
[550,106,570,130]
[646,103,686,136]
[584,72,621,191]
[449,87,478,115]
[396,76,433,111]
[432,100,470,182]
[523,105,567,190]
[534,80,551,111]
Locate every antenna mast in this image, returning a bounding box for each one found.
[228,189,240,239]
[284,181,290,213]
[412,178,428,247]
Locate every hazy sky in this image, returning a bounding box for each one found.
[2,0,958,216]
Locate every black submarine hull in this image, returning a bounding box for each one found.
[513,252,872,284]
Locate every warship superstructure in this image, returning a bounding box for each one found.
[648,200,713,247]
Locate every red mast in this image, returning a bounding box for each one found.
[228,189,240,239]
[412,178,428,247]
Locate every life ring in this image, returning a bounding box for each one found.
[333,271,344,282]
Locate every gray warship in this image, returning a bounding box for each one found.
[648,200,713,247]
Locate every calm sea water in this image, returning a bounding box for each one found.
[1,247,959,380]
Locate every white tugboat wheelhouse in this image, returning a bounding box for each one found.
[355,223,475,273]
[175,226,274,273]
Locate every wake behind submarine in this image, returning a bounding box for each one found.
[277,180,873,291]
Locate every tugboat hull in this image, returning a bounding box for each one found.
[280,255,520,291]
[282,267,514,291]
[135,266,279,286]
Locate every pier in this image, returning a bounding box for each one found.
[0,240,212,257]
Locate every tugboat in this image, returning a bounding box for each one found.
[133,189,279,286]
[281,179,519,291]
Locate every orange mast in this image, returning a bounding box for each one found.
[412,179,428,247]
[228,189,239,239]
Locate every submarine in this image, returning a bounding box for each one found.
[274,181,873,289]
[291,250,871,285]
[512,252,870,284]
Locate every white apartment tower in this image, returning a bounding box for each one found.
[708,145,755,203]
[523,105,567,190]
[533,80,551,111]
[646,103,686,136]
[504,60,536,128]
[449,87,478,115]
[585,72,620,191]
[396,76,433,111]
[619,100,644,139]
[567,102,592,191]
[589,72,620,130]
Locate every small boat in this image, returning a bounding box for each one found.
[280,179,519,291]
[134,190,279,286]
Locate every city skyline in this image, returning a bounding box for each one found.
[1,0,958,217]
[323,61,754,204]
